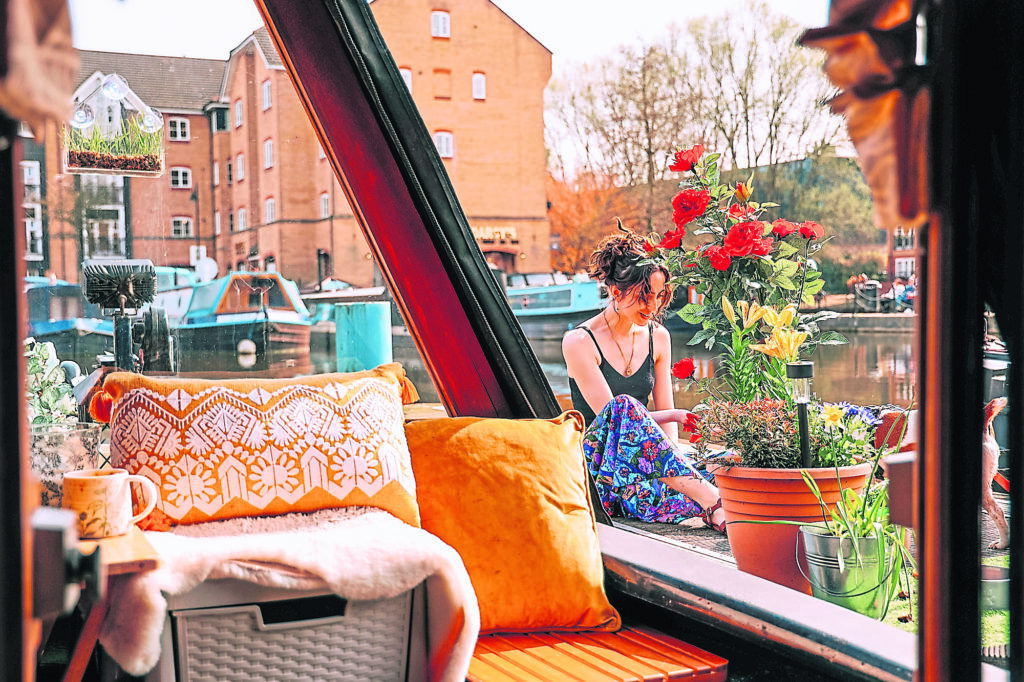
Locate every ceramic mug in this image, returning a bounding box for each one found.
[62,469,158,539]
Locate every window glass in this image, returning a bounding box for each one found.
[472,72,486,100]
[237,208,247,231]
[236,153,245,180]
[433,131,453,158]
[168,117,190,140]
[264,139,273,168]
[234,99,243,127]
[170,167,192,188]
[262,80,272,110]
[172,217,194,238]
[265,198,276,223]
[215,211,221,235]
[430,10,450,38]
[320,192,330,218]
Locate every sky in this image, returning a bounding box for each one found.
[69,0,830,69]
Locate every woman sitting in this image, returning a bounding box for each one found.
[562,227,726,532]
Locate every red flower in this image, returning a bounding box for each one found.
[751,236,773,256]
[771,219,798,238]
[672,357,696,380]
[706,245,731,271]
[728,203,755,220]
[723,221,761,257]
[643,241,654,253]
[672,189,711,228]
[682,411,701,433]
[669,144,704,172]
[89,390,113,423]
[658,227,686,250]
[799,221,824,240]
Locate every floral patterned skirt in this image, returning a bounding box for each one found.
[583,395,713,523]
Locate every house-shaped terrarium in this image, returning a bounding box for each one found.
[64,73,164,177]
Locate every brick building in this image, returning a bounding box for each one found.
[19,0,551,290]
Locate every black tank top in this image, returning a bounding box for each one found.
[568,324,655,424]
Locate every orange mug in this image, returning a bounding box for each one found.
[62,468,158,539]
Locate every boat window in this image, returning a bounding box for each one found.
[29,3,959,670]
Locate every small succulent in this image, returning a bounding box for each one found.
[25,338,80,424]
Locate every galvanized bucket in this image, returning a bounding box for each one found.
[798,524,890,619]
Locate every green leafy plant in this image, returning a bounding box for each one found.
[650,144,846,401]
[25,338,79,424]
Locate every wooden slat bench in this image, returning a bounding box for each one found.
[468,625,728,681]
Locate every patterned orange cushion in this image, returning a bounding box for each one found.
[406,411,621,634]
[90,364,421,527]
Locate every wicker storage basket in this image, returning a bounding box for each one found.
[153,579,426,681]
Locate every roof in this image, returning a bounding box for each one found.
[77,51,227,114]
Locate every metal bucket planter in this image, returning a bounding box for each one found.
[799,523,892,619]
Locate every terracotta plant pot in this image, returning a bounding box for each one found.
[715,462,873,594]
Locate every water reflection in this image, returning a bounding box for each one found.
[313,329,917,411]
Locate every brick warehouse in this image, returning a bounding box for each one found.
[18,0,552,290]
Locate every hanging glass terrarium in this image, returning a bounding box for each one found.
[64,73,164,177]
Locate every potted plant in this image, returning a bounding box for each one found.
[646,144,885,592]
[25,338,102,506]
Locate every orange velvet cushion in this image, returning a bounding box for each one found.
[406,411,621,634]
[90,363,420,527]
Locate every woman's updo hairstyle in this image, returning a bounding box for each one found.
[588,220,674,315]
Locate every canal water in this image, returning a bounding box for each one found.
[312,329,917,411]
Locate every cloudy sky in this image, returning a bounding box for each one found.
[70,0,829,68]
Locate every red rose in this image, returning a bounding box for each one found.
[669,144,704,172]
[723,221,761,257]
[771,219,798,238]
[658,227,686,249]
[728,203,754,220]
[706,245,731,271]
[672,189,711,228]
[799,221,824,240]
[751,236,773,256]
[672,357,696,380]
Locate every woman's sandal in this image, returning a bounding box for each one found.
[701,499,727,534]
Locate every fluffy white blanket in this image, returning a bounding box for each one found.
[98,507,480,682]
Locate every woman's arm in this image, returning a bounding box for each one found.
[562,329,614,417]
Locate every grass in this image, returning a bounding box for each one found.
[881,553,1009,648]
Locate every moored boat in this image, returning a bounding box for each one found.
[171,271,312,374]
[25,279,113,370]
[505,272,607,338]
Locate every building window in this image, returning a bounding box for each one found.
[399,67,413,93]
[265,198,276,223]
[472,72,486,100]
[228,212,235,233]
[894,226,915,250]
[168,117,190,140]
[227,160,233,185]
[21,160,40,186]
[237,208,247,232]
[261,80,272,110]
[433,131,454,158]
[24,204,42,257]
[431,10,450,38]
[234,100,243,127]
[264,255,276,272]
[236,153,245,181]
[170,167,192,188]
[171,217,194,238]
[263,139,274,169]
[320,193,330,219]
[212,108,229,132]
[215,211,221,236]
[895,257,915,279]
[213,162,219,187]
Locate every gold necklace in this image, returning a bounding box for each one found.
[603,307,637,376]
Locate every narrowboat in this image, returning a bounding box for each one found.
[505,272,607,337]
[25,279,113,370]
[4,1,1021,681]
[170,271,312,374]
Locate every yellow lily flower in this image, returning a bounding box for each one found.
[760,304,798,329]
[736,300,765,330]
[751,327,809,362]
[821,404,845,429]
[722,297,736,324]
